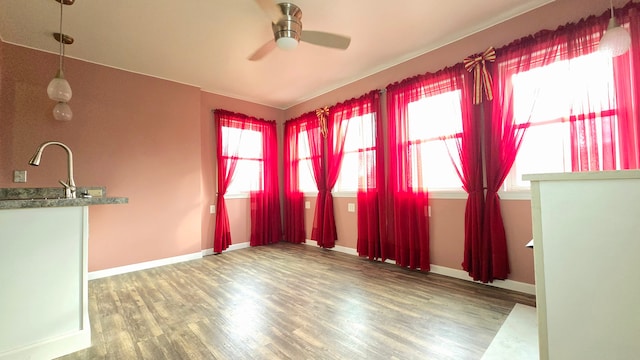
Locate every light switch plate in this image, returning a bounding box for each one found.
[210,205,216,214]
[347,203,355,212]
[13,170,27,183]
[305,201,311,209]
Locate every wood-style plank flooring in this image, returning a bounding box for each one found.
[57,242,535,360]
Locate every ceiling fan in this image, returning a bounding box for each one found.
[249,0,351,61]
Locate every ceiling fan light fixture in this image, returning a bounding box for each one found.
[249,1,352,61]
[599,0,631,57]
[276,35,299,50]
[273,6,302,51]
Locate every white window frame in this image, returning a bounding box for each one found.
[296,130,319,196]
[333,113,376,195]
[501,51,619,199]
[405,89,466,195]
[220,126,264,197]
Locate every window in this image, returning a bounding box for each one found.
[334,113,376,192]
[406,90,464,191]
[291,113,378,194]
[297,131,318,193]
[506,51,619,190]
[221,126,263,195]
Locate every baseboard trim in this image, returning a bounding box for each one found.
[303,240,535,295]
[201,242,251,257]
[89,240,535,295]
[90,243,255,280]
[0,328,90,360]
[88,252,202,280]
[304,239,359,256]
[429,265,536,295]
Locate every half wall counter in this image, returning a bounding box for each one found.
[0,187,128,360]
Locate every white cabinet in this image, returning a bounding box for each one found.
[0,207,90,360]
[525,170,640,360]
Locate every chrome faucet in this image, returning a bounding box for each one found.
[29,141,77,199]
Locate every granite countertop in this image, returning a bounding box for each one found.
[0,187,128,209]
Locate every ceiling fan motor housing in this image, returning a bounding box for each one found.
[273,2,302,46]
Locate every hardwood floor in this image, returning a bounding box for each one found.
[57,242,535,360]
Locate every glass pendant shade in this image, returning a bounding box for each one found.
[47,70,72,102]
[53,102,73,121]
[599,17,631,57]
[48,0,74,121]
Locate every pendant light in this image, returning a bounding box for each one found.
[598,0,631,57]
[47,0,75,121]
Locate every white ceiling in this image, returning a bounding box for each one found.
[0,0,554,109]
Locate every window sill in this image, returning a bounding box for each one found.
[329,190,470,200]
[295,190,531,200]
[332,191,357,198]
[428,190,532,200]
[302,191,355,198]
[498,190,531,200]
[224,193,250,199]
[429,191,468,200]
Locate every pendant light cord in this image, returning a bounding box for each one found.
[610,0,614,18]
[58,0,64,72]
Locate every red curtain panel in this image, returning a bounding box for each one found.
[386,78,432,271]
[214,110,244,253]
[283,119,307,244]
[614,4,640,169]
[213,109,281,252]
[352,91,389,262]
[250,120,283,247]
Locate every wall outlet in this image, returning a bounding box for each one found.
[87,189,103,197]
[347,203,355,212]
[210,205,216,214]
[13,170,27,183]
[305,201,311,209]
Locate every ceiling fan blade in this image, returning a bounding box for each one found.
[301,30,351,50]
[248,39,277,61]
[254,0,282,24]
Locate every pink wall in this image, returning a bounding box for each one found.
[0,42,285,271]
[0,0,610,283]
[1,44,204,271]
